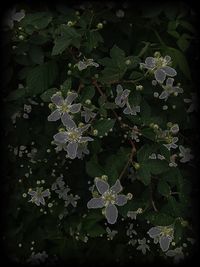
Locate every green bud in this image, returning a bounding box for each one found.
[85,99,91,105]
[68,63,72,67]
[127,193,133,200]
[153,124,159,130]
[97,23,103,29]
[48,103,54,110]
[136,85,143,91]
[67,21,73,27]
[78,122,84,127]
[67,70,72,75]
[125,59,131,65]
[93,129,98,136]
[18,35,24,40]
[133,162,140,170]
[59,128,65,132]
[154,51,161,58]
[101,175,108,181]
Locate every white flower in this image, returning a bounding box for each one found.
[126,223,137,237]
[140,55,177,84]
[64,194,80,207]
[163,137,179,150]
[53,116,93,159]
[28,187,50,206]
[81,107,96,123]
[159,78,183,101]
[115,84,130,108]
[87,178,130,224]
[123,102,140,116]
[166,247,184,263]
[106,227,118,240]
[5,8,25,29]
[147,225,174,252]
[179,146,194,163]
[27,251,48,265]
[137,238,150,255]
[76,58,99,71]
[48,92,81,122]
[184,93,198,113]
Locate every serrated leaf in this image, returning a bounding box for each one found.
[146,159,169,175]
[26,61,58,95]
[145,212,175,226]
[141,128,155,141]
[137,165,151,185]
[6,88,27,101]
[86,158,105,178]
[157,179,170,196]
[137,144,154,162]
[29,45,44,64]
[52,27,81,55]
[21,12,52,29]
[93,119,115,136]
[40,88,57,102]
[80,86,95,102]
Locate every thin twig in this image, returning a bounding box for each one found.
[149,182,158,212]
[77,83,83,94]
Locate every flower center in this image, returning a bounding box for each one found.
[60,103,70,113]
[161,227,173,237]
[67,130,81,142]
[102,190,116,206]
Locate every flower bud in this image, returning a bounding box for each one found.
[67,70,72,75]
[133,162,140,170]
[154,51,161,58]
[127,193,133,200]
[93,129,98,136]
[125,59,131,65]
[85,99,91,105]
[48,103,54,110]
[18,35,24,40]
[67,21,73,27]
[97,23,103,29]
[101,175,108,181]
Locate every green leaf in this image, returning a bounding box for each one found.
[177,35,190,52]
[6,88,27,101]
[104,147,130,183]
[167,47,191,80]
[80,86,95,102]
[40,88,58,102]
[129,71,143,80]
[145,212,175,226]
[52,27,81,55]
[86,31,103,52]
[93,119,115,136]
[26,61,58,95]
[137,165,151,185]
[140,99,151,124]
[99,45,127,83]
[21,12,52,29]
[137,144,154,162]
[141,128,155,141]
[157,179,170,196]
[86,157,105,178]
[146,160,169,175]
[29,45,44,64]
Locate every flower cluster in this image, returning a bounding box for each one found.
[48,92,94,159]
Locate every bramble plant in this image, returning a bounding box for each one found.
[2,2,198,266]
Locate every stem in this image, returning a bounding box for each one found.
[77,83,83,94]
[138,42,150,58]
[149,182,158,212]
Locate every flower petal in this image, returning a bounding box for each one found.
[123,105,132,115]
[147,227,162,238]
[48,110,61,121]
[79,136,94,142]
[95,178,109,194]
[159,91,169,100]
[166,77,174,86]
[116,84,123,94]
[67,142,78,159]
[110,179,123,194]
[65,93,78,105]
[61,114,76,129]
[161,66,177,77]
[51,94,64,106]
[155,69,166,83]
[105,204,118,224]
[69,103,81,113]
[79,124,91,133]
[115,194,127,206]
[145,57,155,68]
[87,197,104,208]
[42,189,50,197]
[159,236,172,252]
[53,132,68,143]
